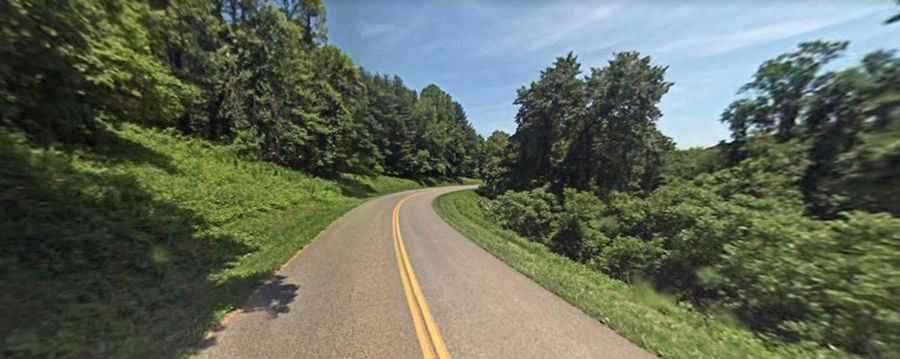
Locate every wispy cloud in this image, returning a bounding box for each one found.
[475,3,619,56]
[360,23,400,39]
[655,9,879,58]
[523,6,617,52]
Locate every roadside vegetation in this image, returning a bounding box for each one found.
[464,21,899,359]
[1,0,483,358]
[0,124,420,358]
[435,190,850,359]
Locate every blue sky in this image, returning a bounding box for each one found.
[326,0,900,148]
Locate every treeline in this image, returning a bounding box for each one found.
[0,0,481,180]
[479,41,899,357]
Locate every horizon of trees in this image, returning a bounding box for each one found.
[0,0,482,181]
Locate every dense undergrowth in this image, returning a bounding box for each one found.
[473,36,900,358]
[478,140,899,358]
[435,190,854,359]
[0,124,419,358]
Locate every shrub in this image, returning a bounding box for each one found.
[712,211,900,357]
[490,188,560,242]
[551,189,610,261]
[486,147,900,357]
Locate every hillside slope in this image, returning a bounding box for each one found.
[0,125,419,358]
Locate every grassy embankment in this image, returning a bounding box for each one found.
[0,125,419,358]
[434,190,851,359]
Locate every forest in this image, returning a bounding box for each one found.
[475,32,899,359]
[0,0,483,181]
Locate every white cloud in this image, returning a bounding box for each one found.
[523,6,617,52]
[360,23,400,39]
[655,9,879,58]
[475,3,619,56]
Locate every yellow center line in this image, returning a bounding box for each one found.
[393,191,452,359]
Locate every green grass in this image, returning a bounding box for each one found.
[433,190,850,359]
[460,177,483,185]
[0,125,420,359]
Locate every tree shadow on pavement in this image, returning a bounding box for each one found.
[242,275,300,318]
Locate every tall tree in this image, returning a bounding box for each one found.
[738,40,848,140]
[719,98,769,164]
[508,52,584,189]
[562,52,673,195]
[477,130,511,195]
[276,0,327,44]
[151,0,233,140]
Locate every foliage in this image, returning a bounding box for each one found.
[0,0,191,143]
[492,51,674,196]
[0,125,419,358]
[660,146,725,182]
[435,190,852,359]
[561,52,674,195]
[487,134,900,356]
[356,71,482,181]
[711,211,900,357]
[831,120,900,215]
[1,0,480,180]
[719,42,900,217]
[507,53,585,189]
[476,130,511,196]
[477,37,899,358]
[490,188,560,242]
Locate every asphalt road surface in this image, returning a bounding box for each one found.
[193,186,656,359]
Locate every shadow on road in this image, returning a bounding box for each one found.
[243,275,300,318]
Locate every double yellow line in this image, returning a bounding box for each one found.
[392,192,452,359]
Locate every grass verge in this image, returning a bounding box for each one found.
[1,125,420,359]
[433,190,850,359]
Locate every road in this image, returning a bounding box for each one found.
[193,186,655,358]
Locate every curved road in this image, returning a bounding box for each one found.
[193,186,655,358]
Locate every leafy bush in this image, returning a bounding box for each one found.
[660,146,725,182]
[550,189,609,261]
[486,145,899,357]
[711,211,900,357]
[830,120,900,216]
[490,188,560,242]
[436,189,852,359]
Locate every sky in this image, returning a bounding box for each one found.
[325,0,900,148]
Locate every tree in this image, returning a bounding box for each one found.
[561,52,673,195]
[508,52,584,189]
[0,0,191,144]
[224,5,324,169]
[804,50,900,217]
[477,130,510,196]
[276,0,327,44]
[719,98,769,163]
[738,40,848,140]
[150,0,233,140]
[399,84,480,180]
[479,130,510,176]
